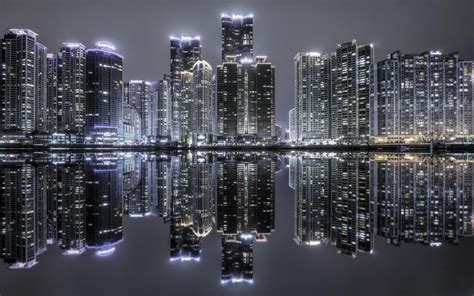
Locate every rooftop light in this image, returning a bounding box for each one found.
[95,41,116,51]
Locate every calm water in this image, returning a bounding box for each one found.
[0,151,472,296]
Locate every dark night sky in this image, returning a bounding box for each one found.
[1,0,473,128]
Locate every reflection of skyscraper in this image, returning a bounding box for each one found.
[0,160,38,268]
[216,153,276,282]
[85,155,123,256]
[156,155,172,220]
[221,234,253,284]
[292,154,331,245]
[217,154,276,235]
[51,161,86,255]
[331,154,372,256]
[169,153,213,261]
[371,154,473,246]
[85,42,123,143]
[289,153,373,257]
[123,153,153,217]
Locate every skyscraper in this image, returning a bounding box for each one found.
[46,43,86,142]
[331,40,373,144]
[124,80,152,143]
[0,29,47,139]
[169,36,201,143]
[191,61,213,144]
[294,52,332,142]
[46,53,59,134]
[221,14,253,63]
[35,43,48,133]
[216,57,276,143]
[289,108,297,142]
[156,75,171,142]
[58,43,86,138]
[180,70,193,145]
[85,41,123,144]
[458,62,473,138]
[373,51,465,143]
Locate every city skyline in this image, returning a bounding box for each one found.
[2,0,473,128]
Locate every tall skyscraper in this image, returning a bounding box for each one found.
[169,36,201,143]
[124,80,152,143]
[85,41,123,144]
[46,53,59,134]
[294,52,332,142]
[216,57,276,143]
[331,40,373,144]
[289,108,297,142]
[0,29,47,139]
[373,51,466,143]
[46,43,86,142]
[35,43,48,133]
[58,43,86,138]
[221,14,253,63]
[458,62,473,138]
[191,61,213,144]
[180,70,194,145]
[156,75,171,142]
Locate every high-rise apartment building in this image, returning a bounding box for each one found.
[191,61,213,144]
[216,57,275,143]
[47,43,86,142]
[292,40,373,145]
[156,75,171,142]
[0,29,47,139]
[124,80,152,143]
[169,36,201,143]
[331,40,373,143]
[373,51,469,143]
[85,41,123,144]
[458,62,473,138]
[221,14,253,63]
[294,52,331,142]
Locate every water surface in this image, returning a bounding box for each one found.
[0,151,472,296]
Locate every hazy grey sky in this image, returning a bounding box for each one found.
[1,0,473,127]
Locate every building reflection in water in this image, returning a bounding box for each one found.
[0,151,472,284]
[289,152,473,258]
